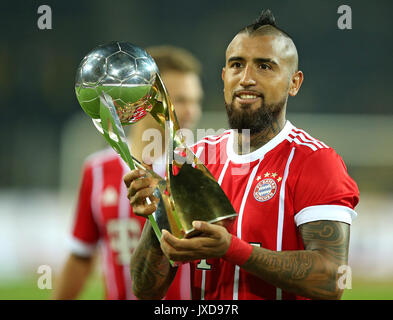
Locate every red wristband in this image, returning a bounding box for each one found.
[222,235,253,266]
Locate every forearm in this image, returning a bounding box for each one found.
[130,221,178,299]
[242,247,343,299]
[240,220,350,300]
[52,254,94,300]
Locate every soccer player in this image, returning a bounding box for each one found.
[124,9,360,300]
[52,46,203,300]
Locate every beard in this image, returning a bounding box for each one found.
[225,97,287,134]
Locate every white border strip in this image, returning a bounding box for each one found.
[276,147,295,300]
[294,205,357,227]
[276,148,296,252]
[200,156,230,300]
[233,159,262,300]
[68,236,96,257]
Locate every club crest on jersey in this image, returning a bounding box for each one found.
[254,178,277,202]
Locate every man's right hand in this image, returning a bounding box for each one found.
[123,169,159,217]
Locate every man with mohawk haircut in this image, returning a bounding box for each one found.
[124,9,359,300]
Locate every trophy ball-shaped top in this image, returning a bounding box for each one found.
[75,41,159,124]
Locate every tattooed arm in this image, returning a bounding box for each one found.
[130,220,178,300]
[160,220,349,299]
[242,220,349,300]
[124,169,178,299]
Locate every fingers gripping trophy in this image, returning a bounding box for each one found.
[75,42,236,243]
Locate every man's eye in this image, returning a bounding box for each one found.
[260,63,271,70]
[231,62,242,68]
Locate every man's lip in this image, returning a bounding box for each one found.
[233,91,262,104]
[234,90,262,100]
[234,90,262,97]
[235,97,261,106]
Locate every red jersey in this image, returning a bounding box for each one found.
[187,120,359,300]
[70,148,190,300]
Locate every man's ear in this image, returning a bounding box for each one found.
[221,67,226,81]
[288,71,304,97]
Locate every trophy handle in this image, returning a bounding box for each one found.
[97,92,165,243]
[98,92,136,170]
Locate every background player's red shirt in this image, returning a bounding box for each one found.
[187,121,359,300]
[70,149,190,300]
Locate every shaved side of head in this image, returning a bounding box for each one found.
[234,9,299,74]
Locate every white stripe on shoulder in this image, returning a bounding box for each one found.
[295,128,329,149]
[287,127,330,152]
[286,135,318,151]
[295,131,325,149]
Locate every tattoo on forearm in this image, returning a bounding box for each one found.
[256,250,314,280]
[242,220,350,299]
[130,222,176,299]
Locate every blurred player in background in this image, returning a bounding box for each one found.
[124,9,359,300]
[52,45,203,300]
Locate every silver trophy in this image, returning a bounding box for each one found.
[75,42,236,240]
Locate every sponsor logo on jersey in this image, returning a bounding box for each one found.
[253,178,277,202]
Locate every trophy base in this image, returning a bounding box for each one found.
[183,213,237,238]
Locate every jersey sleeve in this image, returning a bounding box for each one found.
[293,148,359,226]
[68,162,100,257]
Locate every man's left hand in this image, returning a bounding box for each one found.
[160,221,232,262]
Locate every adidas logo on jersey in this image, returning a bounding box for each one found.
[101,186,118,206]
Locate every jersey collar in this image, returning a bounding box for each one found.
[226,120,294,164]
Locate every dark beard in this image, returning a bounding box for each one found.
[225,98,286,134]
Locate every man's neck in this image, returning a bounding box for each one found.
[236,117,285,155]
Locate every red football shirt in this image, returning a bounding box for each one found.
[70,148,190,300]
[187,121,359,300]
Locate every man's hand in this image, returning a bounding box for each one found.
[160,221,232,262]
[123,169,159,217]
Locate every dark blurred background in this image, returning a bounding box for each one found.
[1,0,392,189]
[0,0,392,299]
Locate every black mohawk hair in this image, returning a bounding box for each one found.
[251,9,277,30]
[242,9,292,39]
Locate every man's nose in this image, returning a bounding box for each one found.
[239,65,256,87]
